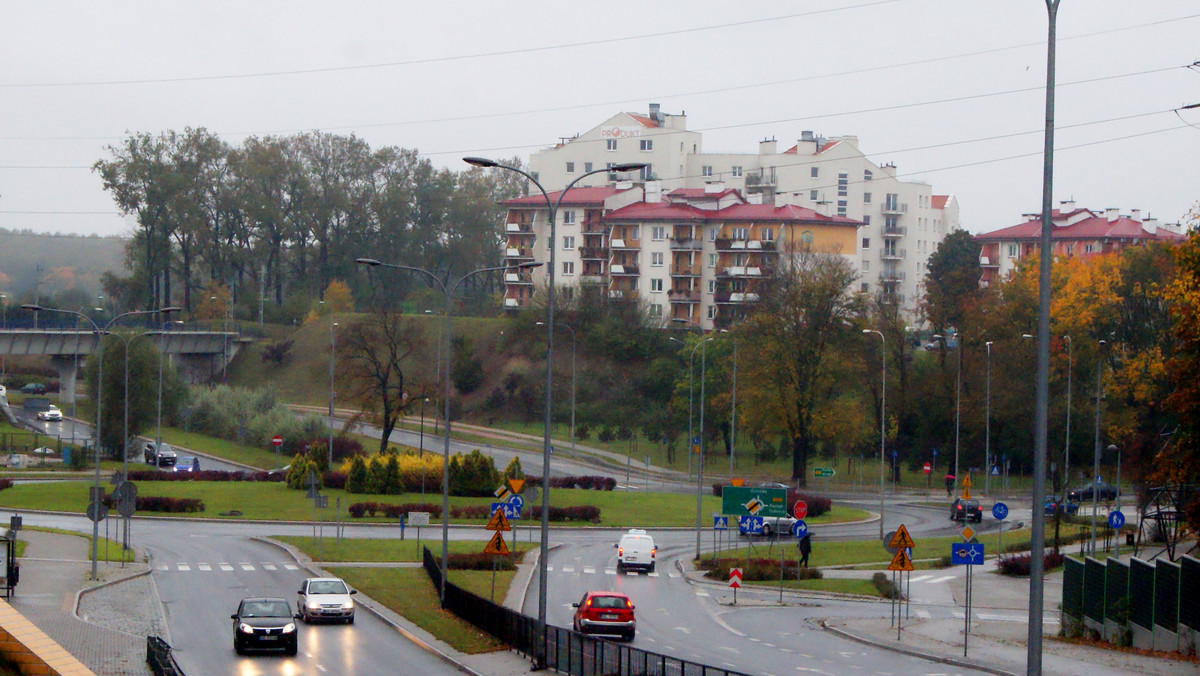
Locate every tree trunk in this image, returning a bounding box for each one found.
[792,435,810,488]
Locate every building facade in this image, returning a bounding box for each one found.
[500,183,860,329]
[974,202,1186,286]
[527,104,959,313]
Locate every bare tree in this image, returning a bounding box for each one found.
[337,309,425,454]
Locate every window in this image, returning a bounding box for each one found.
[708,253,717,268]
[1007,244,1019,258]
[563,236,576,250]
[651,226,667,241]
[732,227,748,240]
[584,162,593,173]
[837,199,847,216]
[606,139,617,151]
[640,139,653,151]
[650,278,663,292]
[864,192,872,204]
[810,190,818,201]
[562,210,576,226]
[702,165,713,177]
[707,306,715,320]
[1066,244,1074,255]
[708,227,717,241]
[863,215,871,226]
[562,261,574,275]
[862,260,870,272]
[708,279,716,293]
[649,303,662,317]
[862,238,870,250]
[732,166,742,178]
[1084,243,1096,253]
[861,282,870,293]
[651,252,664,267]
[810,167,819,178]
[864,169,873,182]
[562,287,574,301]
[566,161,575,173]
[838,171,848,197]
[761,228,774,242]
[639,164,654,181]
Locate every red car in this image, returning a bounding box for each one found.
[572,591,636,641]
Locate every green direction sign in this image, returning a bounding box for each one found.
[721,486,788,518]
[813,467,835,478]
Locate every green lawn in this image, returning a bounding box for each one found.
[157,428,283,470]
[275,535,533,563]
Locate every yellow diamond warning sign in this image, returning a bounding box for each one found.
[960,525,975,541]
[888,523,915,549]
[888,548,915,572]
[486,508,512,532]
[962,474,972,488]
[483,531,510,556]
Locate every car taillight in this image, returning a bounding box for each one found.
[650,548,656,559]
[625,599,633,609]
[618,547,624,557]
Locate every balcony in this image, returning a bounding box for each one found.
[668,289,701,303]
[504,272,533,285]
[881,225,907,238]
[669,237,702,251]
[722,266,763,277]
[506,247,534,260]
[579,246,607,260]
[979,256,998,268]
[610,238,641,250]
[744,168,776,190]
[715,292,760,304]
[583,220,607,234]
[670,266,700,277]
[505,222,533,234]
[880,248,906,261]
[504,298,520,308]
[580,274,605,285]
[610,264,640,276]
[881,201,907,215]
[608,289,632,300]
[714,238,752,251]
[879,271,906,283]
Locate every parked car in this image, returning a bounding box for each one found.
[36,405,62,422]
[1067,482,1120,502]
[951,497,982,522]
[143,442,177,469]
[572,591,636,640]
[19,383,46,395]
[1044,496,1080,516]
[296,577,356,624]
[231,597,299,655]
[30,447,55,456]
[173,456,200,472]
[739,514,798,537]
[615,529,656,573]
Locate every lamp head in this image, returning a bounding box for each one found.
[515,261,543,270]
[355,258,382,267]
[1106,444,1118,453]
[610,162,648,173]
[161,306,182,314]
[21,303,43,311]
[463,157,498,168]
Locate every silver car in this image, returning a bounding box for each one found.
[297,577,357,624]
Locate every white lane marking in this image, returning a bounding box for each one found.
[647,572,659,577]
[561,566,575,573]
[583,567,595,574]
[718,646,740,653]
[605,568,617,575]
[239,562,255,571]
[927,575,956,584]
[668,571,681,578]
[177,563,190,571]
[262,563,277,571]
[156,564,168,571]
[315,664,327,672]
[283,563,298,571]
[198,563,212,572]
[674,627,691,634]
[219,563,234,572]
[546,566,554,572]
[914,608,931,618]
[695,590,709,597]
[908,575,933,583]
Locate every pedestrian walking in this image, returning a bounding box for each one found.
[944,474,955,497]
[798,533,812,568]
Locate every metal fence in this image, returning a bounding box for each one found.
[1128,558,1155,631]
[1083,558,1105,623]
[423,548,752,676]
[1063,553,1198,649]
[146,635,184,676]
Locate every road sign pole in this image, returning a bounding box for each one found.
[964,563,971,656]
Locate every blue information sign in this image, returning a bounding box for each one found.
[738,515,763,534]
[950,542,986,565]
[508,494,524,511]
[1108,510,1125,529]
[990,465,1000,476]
[490,502,521,520]
[791,520,809,538]
[713,515,728,530]
[692,436,701,446]
[991,502,1009,520]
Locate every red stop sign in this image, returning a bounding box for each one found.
[272,435,283,447]
[793,500,808,520]
[923,462,932,474]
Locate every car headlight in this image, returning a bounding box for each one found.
[341,601,354,610]
[282,623,296,633]
[238,623,254,633]
[307,601,321,609]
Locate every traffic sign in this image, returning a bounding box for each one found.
[271,435,283,447]
[508,494,525,511]
[86,501,108,523]
[507,478,525,494]
[730,478,745,487]
[888,548,915,572]
[738,515,764,534]
[793,500,808,520]
[813,467,835,478]
[692,436,701,446]
[721,486,787,517]
[962,474,972,488]
[1108,510,1125,529]
[489,502,520,521]
[493,485,512,501]
[483,531,510,555]
[992,502,1009,520]
[486,507,513,531]
[791,520,809,538]
[923,462,932,475]
[960,525,976,541]
[951,542,986,565]
[888,524,915,549]
[990,465,1000,476]
[408,511,431,526]
[713,515,729,530]
[728,568,743,588]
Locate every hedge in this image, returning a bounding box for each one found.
[103,495,205,513]
[125,469,285,482]
[526,475,617,491]
[698,557,823,582]
[996,551,1066,576]
[345,502,601,523]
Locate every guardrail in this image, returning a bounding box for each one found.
[423,547,751,676]
[147,635,185,676]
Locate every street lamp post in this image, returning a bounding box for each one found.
[728,331,738,479]
[462,157,645,659]
[1090,339,1107,556]
[22,304,177,579]
[863,330,886,539]
[419,398,429,499]
[1111,444,1121,558]
[356,257,539,610]
[934,333,963,492]
[538,322,576,457]
[985,341,993,497]
[328,321,338,467]
[1063,335,1073,493]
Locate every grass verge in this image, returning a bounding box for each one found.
[275,535,532,563]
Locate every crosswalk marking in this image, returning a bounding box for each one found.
[198,563,211,571]
[561,566,575,573]
[262,563,277,571]
[177,563,190,571]
[239,563,255,571]
[927,575,956,584]
[156,564,168,571]
[908,575,933,583]
[583,567,595,575]
[283,563,298,571]
[219,563,234,572]
[605,568,617,575]
[913,608,931,619]
[647,571,659,577]
[695,590,709,597]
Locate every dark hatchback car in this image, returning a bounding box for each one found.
[950,498,983,522]
[232,597,300,656]
[1067,482,1120,503]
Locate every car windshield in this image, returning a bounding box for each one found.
[309,580,348,595]
[241,600,290,618]
[591,596,626,609]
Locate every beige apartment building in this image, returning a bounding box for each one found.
[526,104,960,315]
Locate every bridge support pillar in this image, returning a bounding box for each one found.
[48,355,82,407]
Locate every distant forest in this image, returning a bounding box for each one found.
[0,229,127,312]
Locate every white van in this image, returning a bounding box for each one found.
[616,529,656,573]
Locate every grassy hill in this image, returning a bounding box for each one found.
[0,229,126,301]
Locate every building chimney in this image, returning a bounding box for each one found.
[1106,207,1118,222]
[759,138,777,155]
[1059,199,1075,213]
[704,182,724,194]
[644,180,662,203]
[1143,217,1158,235]
[648,102,662,123]
[1131,208,1141,222]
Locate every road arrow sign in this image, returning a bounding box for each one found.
[483,531,510,555]
[507,494,525,511]
[489,503,520,522]
[888,548,915,572]
[728,568,743,588]
[888,524,915,549]
[792,520,809,539]
[813,467,835,478]
[486,507,513,531]
[738,515,764,534]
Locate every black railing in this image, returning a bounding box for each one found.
[147,635,184,676]
[423,548,751,676]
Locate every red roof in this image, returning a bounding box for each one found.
[932,195,949,210]
[501,186,631,208]
[667,188,740,201]
[815,140,840,155]
[976,210,1185,242]
[626,113,659,128]
[605,200,861,226]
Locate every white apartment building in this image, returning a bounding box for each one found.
[528,104,960,313]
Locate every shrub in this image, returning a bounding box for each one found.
[871,572,902,599]
[530,505,601,523]
[0,479,12,491]
[698,557,823,582]
[448,449,502,496]
[996,551,1066,576]
[526,475,616,491]
[444,552,519,571]
[260,340,293,365]
[346,502,442,519]
[104,495,204,513]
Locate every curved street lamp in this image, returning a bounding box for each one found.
[933,333,962,494]
[462,156,645,660]
[862,329,886,539]
[22,303,179,579]
[356,257,540,608]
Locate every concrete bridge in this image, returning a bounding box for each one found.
[0,329,247,403]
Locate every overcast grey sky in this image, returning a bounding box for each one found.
[2,1,1198,238]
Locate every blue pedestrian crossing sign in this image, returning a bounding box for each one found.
[738,515,764,534]
[713,515,728,530]
[490,502,521,520]
[990,465,1000,476]
[991,502,1009,520]
[692,436,701,446]
[792,519,809,538]
[951,542,986,565]
[1108,510,1125,529]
